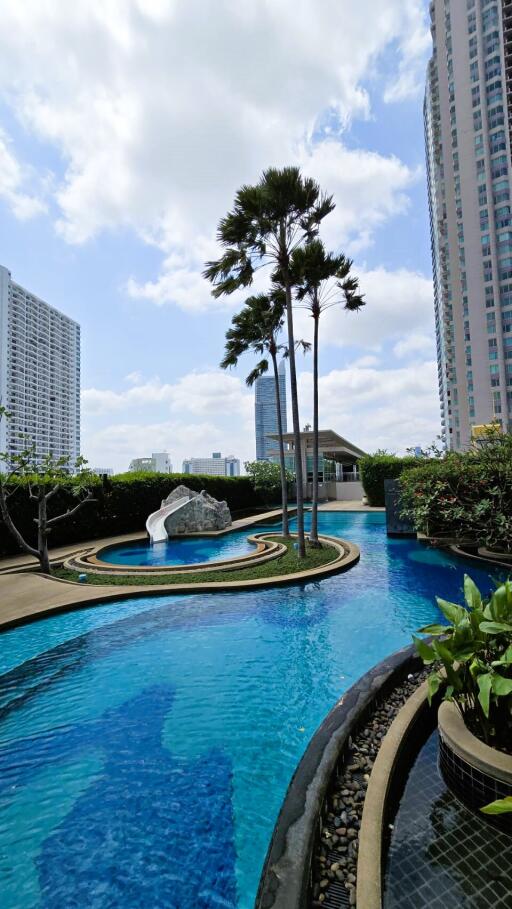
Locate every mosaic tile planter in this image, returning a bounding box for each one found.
[438,701,512,835]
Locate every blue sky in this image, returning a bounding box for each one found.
[0,0,438,471]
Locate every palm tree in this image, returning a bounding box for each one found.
[292,239,365,545]
[220,291,291,536]
[204,167,334,558]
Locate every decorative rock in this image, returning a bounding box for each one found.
[159,485,232,536]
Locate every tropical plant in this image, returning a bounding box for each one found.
[0,405,96,573]
[481,796,512,815]
[291,239,364,545]
[244,460,294,500]
[414,575,512,752]
[221,291,292,534]
[204,166,334,558]
[359,452,418,507]
[400,432,512,551]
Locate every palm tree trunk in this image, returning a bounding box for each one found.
[310,309,320,546]
[283,281,306,558]
[271,350,289,537]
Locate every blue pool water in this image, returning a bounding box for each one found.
[0,512,503,909]
[98,528,261,566]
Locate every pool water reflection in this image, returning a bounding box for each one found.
[0,512,502,909]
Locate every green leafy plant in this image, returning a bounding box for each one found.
[480,796,512,815]
[400,432,512,552]
[358,452,418,506]
[0,405,96,573]
[414,575,512,753]
[244,460,294,499]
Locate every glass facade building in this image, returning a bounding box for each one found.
[254,360,287,460]
[425,0,512,448]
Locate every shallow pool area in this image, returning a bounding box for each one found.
[0,512,503,909]
[97,527,262,567]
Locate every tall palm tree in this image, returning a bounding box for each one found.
[204,167,334,558]
[292,239,365,545]
[221,291,291,536]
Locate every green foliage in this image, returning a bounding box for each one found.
[359,452,418,506]
[55,536,338,586]
[415,576,512,752]
[399,433,512,552]
[244,460,294,495]
[480,796,512,815]
[0,473,264,556]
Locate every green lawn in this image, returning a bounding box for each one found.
[54,536,339,586]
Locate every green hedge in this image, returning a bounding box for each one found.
[399,439,512,551]
[0,472,266,556]
[359,454,418,506]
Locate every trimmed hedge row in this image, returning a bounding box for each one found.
[0,472,266,557]
[399,442,512,552]
[358,454,418,506]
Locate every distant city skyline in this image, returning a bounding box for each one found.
[129,452,173,473]
[255,361,288,461]
[183,453,240,477]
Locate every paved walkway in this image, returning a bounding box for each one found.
[0,508,287,574]
[318,500,385,512]
[0,504,377,631]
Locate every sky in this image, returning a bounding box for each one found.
[0,0,439,473]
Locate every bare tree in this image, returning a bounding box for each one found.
[0,405,96,573]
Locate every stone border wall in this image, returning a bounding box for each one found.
[255,643,423,909]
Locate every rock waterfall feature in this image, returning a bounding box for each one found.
[146,485,232,542]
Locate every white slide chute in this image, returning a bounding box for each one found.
[146,495,193,543]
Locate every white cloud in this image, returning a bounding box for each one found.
[82,369,255,470]
[293,265,435,352]
[0,0,429,306]
[0,130,46,220]
[82,354,440,471]
[383,2,431,103]
[298,360,440,454]
[83,370,253,418]
[393,333,435,359]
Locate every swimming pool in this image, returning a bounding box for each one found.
[0,512,502,909]
[98,527,261,567]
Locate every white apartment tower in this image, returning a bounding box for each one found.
[0,265,80,466]
[425,0,512,448]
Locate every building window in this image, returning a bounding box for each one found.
[488,104,505,129]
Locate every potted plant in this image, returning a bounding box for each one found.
[414,576,512,831]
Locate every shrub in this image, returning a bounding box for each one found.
[415,575,512,753]
[400,434,512,552]
[359,453,418,506]
[0,472,265,556]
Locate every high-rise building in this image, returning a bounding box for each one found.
[255,360,287,460]
[182,453,240,476]
[425,1,512,449]
[0,265,80,467]
[129,452,172,473]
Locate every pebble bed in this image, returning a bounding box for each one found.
[310,668,429,909]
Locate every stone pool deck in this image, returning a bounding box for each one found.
[0,506,364,630]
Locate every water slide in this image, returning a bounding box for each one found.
[146,495,193,543]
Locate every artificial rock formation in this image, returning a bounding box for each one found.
[161,486,232,535]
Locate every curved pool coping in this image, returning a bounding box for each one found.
[66,533,283,575]
[255,642,423,909]
[0,534,360,631]
[356,680,430,909]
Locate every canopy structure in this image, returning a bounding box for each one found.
[268,429,366,501]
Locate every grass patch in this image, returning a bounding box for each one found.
[53,536,339,586]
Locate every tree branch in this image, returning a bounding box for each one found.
[46,491,96,527]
